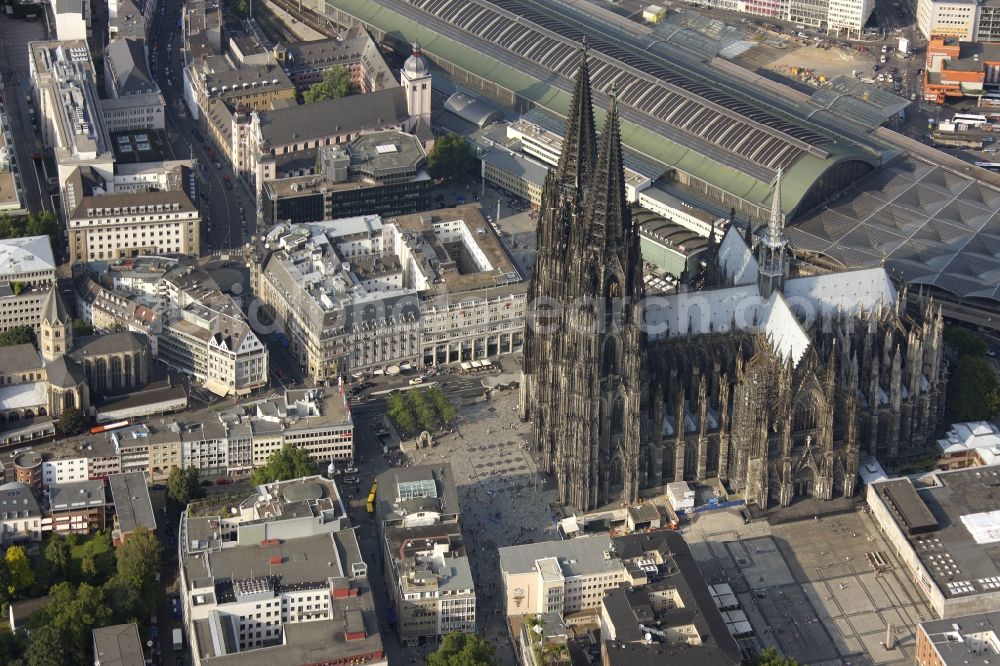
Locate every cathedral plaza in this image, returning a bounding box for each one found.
[684,507,932,665]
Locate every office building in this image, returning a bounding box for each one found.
[917,0,979,40]
[254,205,525,383]
[0,236,56,334]
[261,130,431,226]
[499,535,628,620]
[29,40,115,189]
[51,0,91,41]
[868,467,1000,618]
[0,105,26,215]
[600,532,742,666]
[157,289,267,397]
[177,475,386,665]
[67,189,201,263]
[273,26,396,91]
[102,38,165,132]
[916,611,1000,665]
[375,464,476,644]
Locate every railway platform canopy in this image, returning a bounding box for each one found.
[321,0,886,222]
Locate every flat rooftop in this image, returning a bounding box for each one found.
[110,130,173,165]
[392,205,524,294]
[108,471,156,534]
[0,116,22,212]
[92,623,145,666]
[876,467,1000,599]
[0,235,55,277]
[918,610,1000,665]
[499,533,620,578]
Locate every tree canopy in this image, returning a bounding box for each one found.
[948,354,1000,422]
[752,647,800,666]
[303,66,357,103]
[0,325,36,348]
[56,408,89,436]
[250,444,319,485]
[387,386,459,436]
[166,466,205,510]
[944,325,987,360]
[427,134,476,182]
[5,545,34,599]
[0,211,60,252]
[427,632,497,666]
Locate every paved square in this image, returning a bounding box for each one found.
[685,509,932,665]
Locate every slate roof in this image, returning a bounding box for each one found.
[257,88,408,147]
[106,38,157,96]
[45,355,86,389]
[0,344,44,375]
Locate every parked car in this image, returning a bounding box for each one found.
[342,476,360,485]
[343,467,359,474]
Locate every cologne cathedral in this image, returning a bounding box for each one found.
[520,48,946,512]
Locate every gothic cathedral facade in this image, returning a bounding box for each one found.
[520,48,946,512]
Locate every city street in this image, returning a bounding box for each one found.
[149,0,251,253]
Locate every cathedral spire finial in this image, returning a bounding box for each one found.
[766,167,785,247]
[555,45,597,191]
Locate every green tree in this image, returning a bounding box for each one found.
[24,624,65,666]
[81,553,98,581]
[427,632,497,666]
[44,535,72,579]
[0,325,36,347]
[250,444,319,485]
[71,318,93,337]
[428,386,458,425]
[408,389,438,431]
[386,391,417,434]
[25,211,60,250]
[166,466,205,509]
[948,354,1000,422]
[232,0,250,17]
[752,647,800,666]
[56,408,89,436]
[944,325,987,360]
[4,545,34,598]
[427,134,476,182]
[0,627,21,665]
[303,66,357,103]
[31,582,112,663]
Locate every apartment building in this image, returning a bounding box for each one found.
[67,190,200,263]
[0,482,42,545]
[177,476,385,665]
[0,103,26,215]
[695,0,873,34]
[44,479,109,535]
[254,205,526,384]
[93,624,144,666]
[261,131,431,227]
[916,611,1000,665]
[183,55,296,152]
[44,388,352,482]
[0,236,56,334]
[28,40,115,189]
[375,465,476,645]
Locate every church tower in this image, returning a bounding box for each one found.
[523,66,649,510]
[757,169,790,299]
[400,43,432,130]
[40,287,72,363]
[520,43,596,433]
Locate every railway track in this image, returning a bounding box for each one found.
[265,0,337,38]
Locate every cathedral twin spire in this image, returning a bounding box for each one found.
[555,40,597,192]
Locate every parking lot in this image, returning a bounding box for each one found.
[685,508,932,665]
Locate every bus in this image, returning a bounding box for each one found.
[366,481,378,515]
[953,113,989,127]
[975,162,1000,169]
[89,419,131,434]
